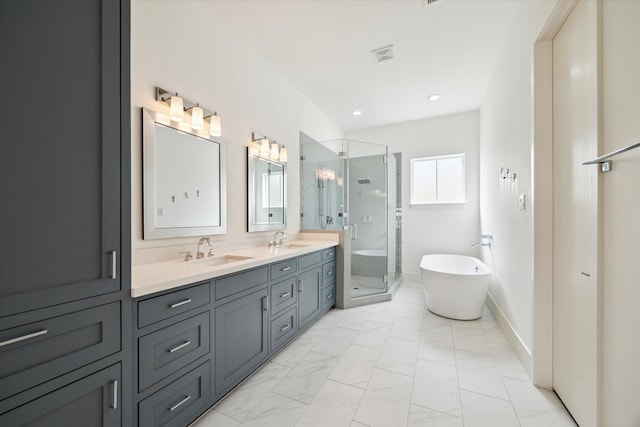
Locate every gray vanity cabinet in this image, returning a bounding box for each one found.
[133,281,212,427]
[0,0,129,315]
[0,363,121,427]
[298,267,322,330]
[131,247,337,425]
[138,361,211,427]
[215,287,269,396]
[0,1,131,426]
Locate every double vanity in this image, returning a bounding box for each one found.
[130,239,338,426]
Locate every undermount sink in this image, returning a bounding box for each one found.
[204,255,254,267]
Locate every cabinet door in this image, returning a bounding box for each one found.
[298,267,321,330]
[0,0,123,315]
[215,288,269,395]
[0,363,121,427]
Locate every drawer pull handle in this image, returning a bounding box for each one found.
[111,251,117,280]
[327,293,333,299]
[326,252,333,257]
[0,329,48,347]
[327,270,334,275]
[279,291,291,298]
[280,266,292,272]
[168,341,191,353]
[111,380,118,409]
[279,324,290,332]
[168,395,191,412]
[263,295,269,311]
[298,280,304,293]
[170,298,192,308]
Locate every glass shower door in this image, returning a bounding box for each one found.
[347,140,389,297]
[300,135,346,230]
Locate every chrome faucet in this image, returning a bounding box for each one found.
[197,237,215,259]
[471,242,491,248]
[471,234,493,248]
[268,231,287,247]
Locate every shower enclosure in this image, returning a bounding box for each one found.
[300,134,401,304]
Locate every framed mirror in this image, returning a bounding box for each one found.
[142,108,226,239]
[248,148,286,232]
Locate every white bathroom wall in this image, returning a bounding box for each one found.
[131,1,343,263]
[346,111,480,276]
[478,0,558,353]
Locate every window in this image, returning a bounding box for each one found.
[410,154,465,204]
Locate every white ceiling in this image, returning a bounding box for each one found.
[207,0,521,131]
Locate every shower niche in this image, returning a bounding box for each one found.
[300,134,401,306]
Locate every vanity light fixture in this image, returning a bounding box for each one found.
[270,141,280,161]
[207,113,222,137]
[279,145,288,163]
[155,87,222,135]
[188,104,204,130]
[169,95,184,122]
[251,132,287,163]
[260,137,270,157]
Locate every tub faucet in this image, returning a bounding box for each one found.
[472,233,493,248]
[269,231,287,247]
[197,237,215,259]
[471,242,491,248]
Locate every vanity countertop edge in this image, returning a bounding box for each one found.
[131,240,338,298]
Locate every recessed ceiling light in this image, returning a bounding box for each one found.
[427,94,441,101]
[351,110,363,116]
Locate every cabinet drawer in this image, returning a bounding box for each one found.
[0,302,120,401]
[322,285,336,310]
[215,266,269,301]
[138,283,210,328]
[322,247,336,261]
[270,307,298,353]
[138,361,211,427]
[138,312,210,391]
[0,363,120,427]
[270,258,297,281]
[298,251,322,270]
[270,277,297,315]
[322,261,336,285]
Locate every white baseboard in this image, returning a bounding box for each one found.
[485,293,533,378]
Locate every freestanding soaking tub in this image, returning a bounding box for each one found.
[420,254,491,320]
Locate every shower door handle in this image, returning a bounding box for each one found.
[349,223,358,240]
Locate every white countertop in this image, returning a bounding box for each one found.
[131,240,339,298]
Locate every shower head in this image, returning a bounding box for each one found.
[357,178,371,184]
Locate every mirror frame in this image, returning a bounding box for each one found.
[247,147,287,232]
[142,108,227,239]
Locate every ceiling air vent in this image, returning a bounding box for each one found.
[371,45,394,63]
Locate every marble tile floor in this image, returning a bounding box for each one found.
[193,280,576,427]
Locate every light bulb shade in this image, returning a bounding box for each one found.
[169,96,184,122]
[209,114,222,137]
[279,145,288,163]
[270,142,280,161]
[260,137,270,157]
[191,106,204,130]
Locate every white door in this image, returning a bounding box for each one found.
[552,1,599,426]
